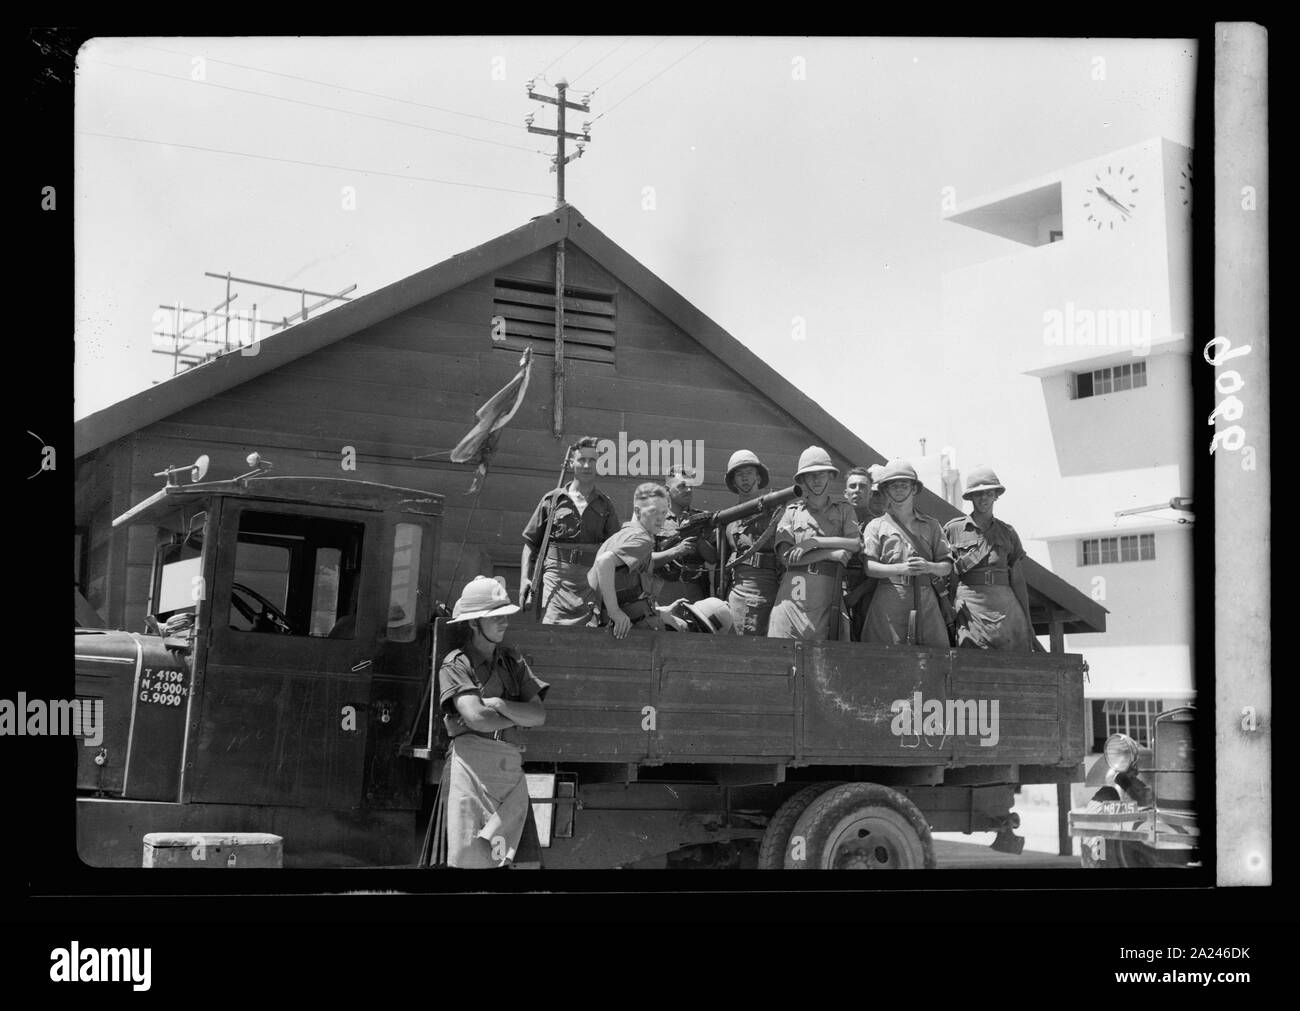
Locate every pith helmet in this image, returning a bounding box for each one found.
[876,458,921,490]
[795,446,839,480]
[867,464,886,483]
[725,449,770,493]
[683,597,735,634]
[963,465,1006,499]
[448,575,521,623]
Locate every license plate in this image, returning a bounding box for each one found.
[1100,800,1139,815]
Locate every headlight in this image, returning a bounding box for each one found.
[1104,734,1140,773]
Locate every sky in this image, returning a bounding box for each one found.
[73,35,1197,562]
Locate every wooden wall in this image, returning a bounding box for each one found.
[77,242,850,630]
[75,439,149,630]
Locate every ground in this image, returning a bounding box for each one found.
[932,783,1081,867]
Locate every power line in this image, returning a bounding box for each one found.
[539,38,584,77]
[594,37,712,123]
[84,58,547,156]
[570,37,630,88]
[77,130,556,199]
[591,37,668,92]
[118,39,523,130]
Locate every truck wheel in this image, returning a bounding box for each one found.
[783,783,934,870]
[757,783,841,870]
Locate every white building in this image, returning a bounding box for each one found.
[941,137,1194,759]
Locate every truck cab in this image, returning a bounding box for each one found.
[1069,706,1198,867]
[76,455,443,867]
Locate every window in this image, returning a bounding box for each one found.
[310,548,342,636]
[1074,360,1146,399]
[1080,533,1156,566]
[155,530,204,620]
[1103,699,1163,748]
[492,277,616,364]
[228,510,365,637]
[387,523,422,643]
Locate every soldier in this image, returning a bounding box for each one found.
[520,437,621,625]
[767,447,861,641]
[588,483,672,639]
[943,466,1036,651]
[653,465,718,604]
[436,576,548,868]
[842,466,880,641]
[720,450,781,635]
[866,464,888,520]
[861,459,954,647]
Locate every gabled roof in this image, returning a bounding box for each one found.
[74,205,1105,633]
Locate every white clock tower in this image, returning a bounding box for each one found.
[941,137,1195,763]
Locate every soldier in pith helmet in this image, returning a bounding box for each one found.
[860,459,955,647]
[942,466,1036,651]
[436,576,549,867]
[720,449,780,634]
[767,447,861,641]
[866,464,887,520]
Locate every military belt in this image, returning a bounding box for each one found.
[960,569,1011,586]
[799,561,843,578]
[449,726,524,749]
[886,574,918,585]
[547,543,600,565]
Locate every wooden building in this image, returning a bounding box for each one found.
[74,204,1105,640]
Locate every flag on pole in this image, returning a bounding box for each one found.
[417,347,534,494]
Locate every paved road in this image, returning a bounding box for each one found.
[933,838,1080,868]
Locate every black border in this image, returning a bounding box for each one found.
[16,22,1286,945]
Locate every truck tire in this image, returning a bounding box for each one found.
[757,783,841,870]
[783,783,935,870]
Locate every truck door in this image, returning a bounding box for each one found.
[360,511,438,811]
[189,500,381,810]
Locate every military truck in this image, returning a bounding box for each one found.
[76,455,1090,869]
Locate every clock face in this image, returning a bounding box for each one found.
[1178,159,1193,209]
[1084,163,1139,230]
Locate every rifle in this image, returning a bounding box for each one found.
[526,443,575,619]
[881,510,954,647]
[660,484,801,554]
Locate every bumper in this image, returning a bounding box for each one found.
[1068,804,1198,850]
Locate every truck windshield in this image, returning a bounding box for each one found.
[228,510,365,638]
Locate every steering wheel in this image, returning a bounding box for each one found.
[231,581,293,634]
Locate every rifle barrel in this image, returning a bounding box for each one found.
[707,484,802,529]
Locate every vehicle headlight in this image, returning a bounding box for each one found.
[1104,734,1140,773]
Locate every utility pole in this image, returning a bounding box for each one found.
[527,79,592,437]
[526,77,591,207]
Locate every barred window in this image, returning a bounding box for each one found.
[1103,699,1163,748]
[1075,360,1146,399]
[1080,533,1156,566]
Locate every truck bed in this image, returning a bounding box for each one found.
[511,628,1086,771]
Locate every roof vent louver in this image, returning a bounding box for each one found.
[492,277,615,364]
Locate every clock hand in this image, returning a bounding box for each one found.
[1095,186,1132,217]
